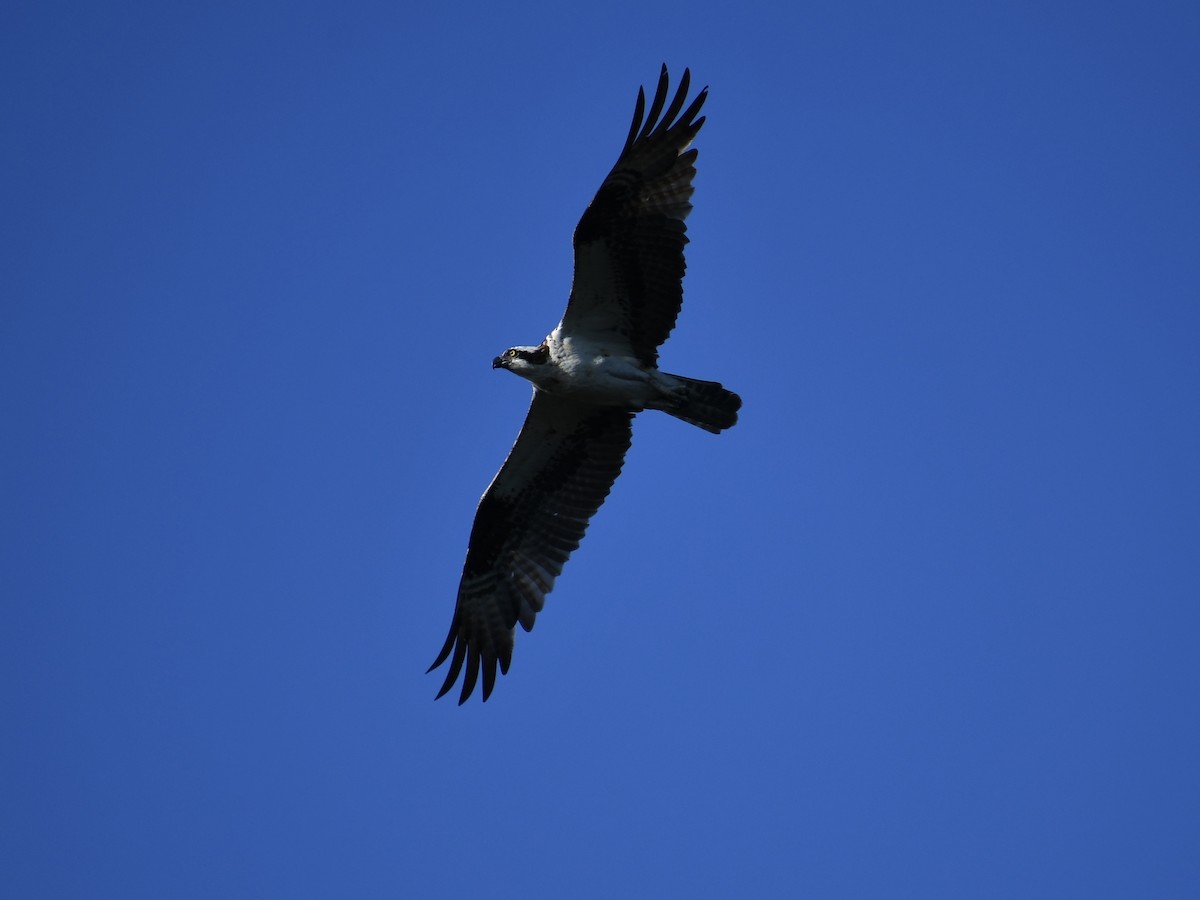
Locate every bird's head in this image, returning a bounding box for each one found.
[493,343,550,375]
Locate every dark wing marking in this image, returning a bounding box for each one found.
[428,393,634,703]
[561,65,707,367]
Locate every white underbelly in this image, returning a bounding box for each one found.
[538,334,652,404]
[555,355,656,404]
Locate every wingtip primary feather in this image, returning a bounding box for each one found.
[427,622,457,675]
[622,86,647,156]
[659,68,691,131]
[638,66,672,144]
[481,655,498,701]
[458,651,481,705]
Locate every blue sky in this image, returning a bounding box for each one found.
[3,1,1198,896]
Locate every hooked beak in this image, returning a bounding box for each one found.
[492,356,506,369]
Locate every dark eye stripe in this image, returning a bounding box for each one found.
[515,346,550,364]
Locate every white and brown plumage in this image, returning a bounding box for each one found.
[429,66,741,703]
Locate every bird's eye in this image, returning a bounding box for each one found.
[507,349,518,357]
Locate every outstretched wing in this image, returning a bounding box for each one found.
[428,393,634,704]
[561,65,707,367]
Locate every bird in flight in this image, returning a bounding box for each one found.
[429,66,741,703]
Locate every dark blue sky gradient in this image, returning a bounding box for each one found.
[3,2,1198,897]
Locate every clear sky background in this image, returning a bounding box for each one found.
[3,1,1198,897]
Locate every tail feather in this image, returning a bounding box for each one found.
[655,374,742,433]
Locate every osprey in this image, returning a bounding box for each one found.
[429,66,741,703]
